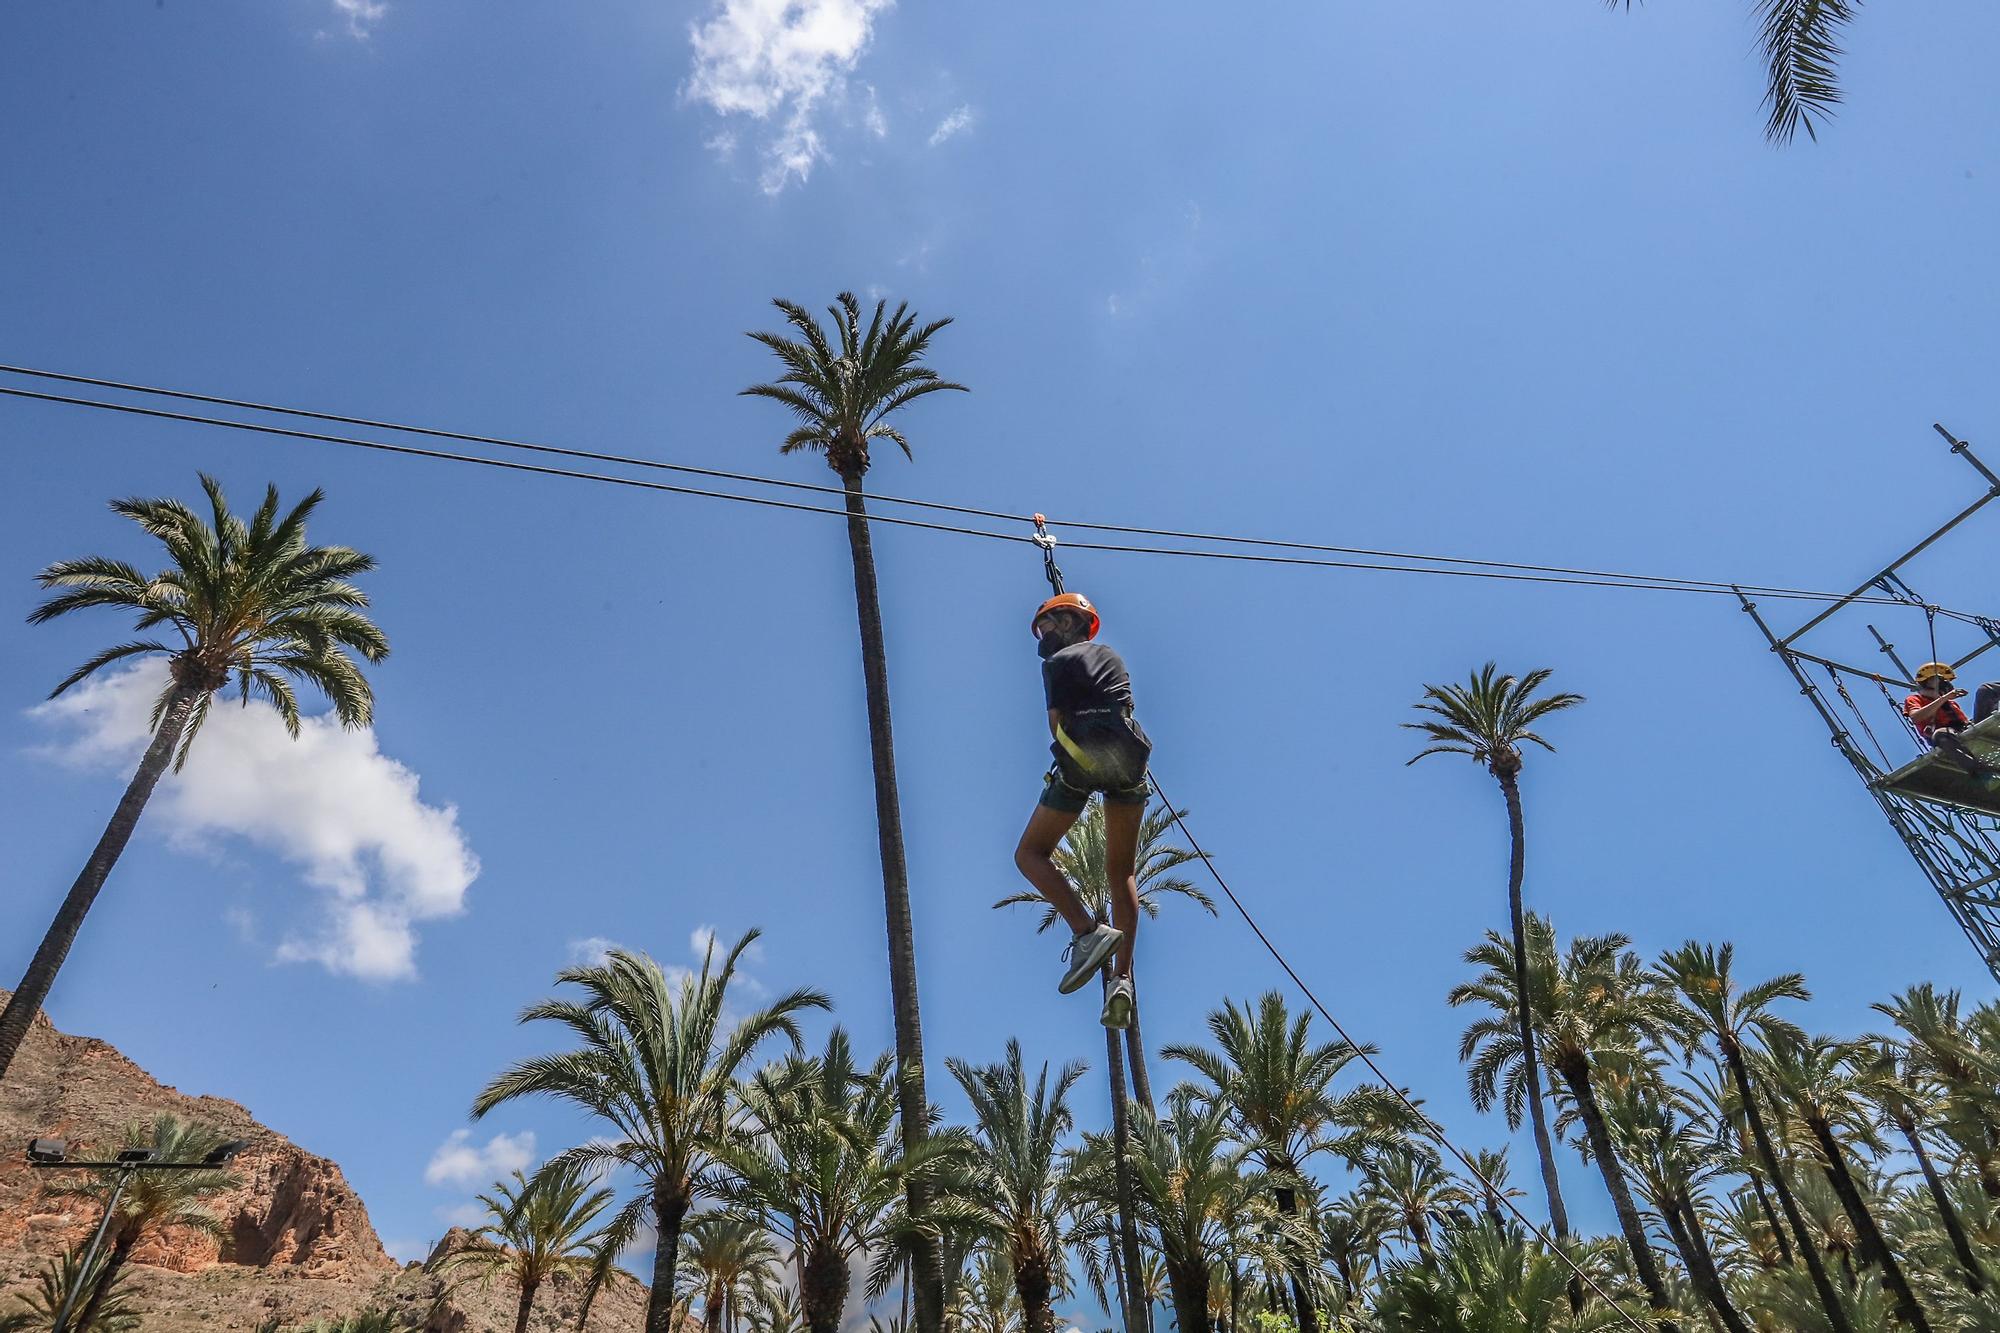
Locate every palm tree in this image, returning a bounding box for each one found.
[1164,991,1387,1333]
[946,1040,1086,1333]
[1407,663,1581,1246]
[723,1029,921,1333]
[1117,1094,1286,1333]
[999,798,1210,1333]
[1604,0,1860,145]
[1763,1034,1934,1333]
[1596,1077,1753,1333]
[1366,1146,1470,1265]
[1451,919,1683,1332]
[743,294,965,1333]
[1872,984,2000,1200]
[1654,941,1851,1330]
[1375,1221,1631,1333]
[1320,1193,1393,1319]
[435,1160,615,1333]
[0,476,387,1083]
[1857,1037,1986,1294]
[471,931,828,1333]
[0,1244,138,1332]
[47,1114,238,1331]
[677,1212,784,1333]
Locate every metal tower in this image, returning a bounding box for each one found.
[1739,424,2000,983]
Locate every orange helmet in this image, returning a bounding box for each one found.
[1032,593,1099,640]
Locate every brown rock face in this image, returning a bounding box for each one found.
[0,994,654,1330]
[0,990,395,1284]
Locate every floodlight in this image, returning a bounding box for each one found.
[204,1140,250,1166]
[26,1139,66,1165]
[114,1149,156,1165]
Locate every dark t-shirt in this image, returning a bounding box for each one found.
[1042,642,1135,717]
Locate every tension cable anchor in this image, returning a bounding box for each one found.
[1031,513,1066,595]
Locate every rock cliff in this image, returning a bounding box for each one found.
[0,993,650,1330]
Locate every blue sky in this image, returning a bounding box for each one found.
[3,0,1999,1308]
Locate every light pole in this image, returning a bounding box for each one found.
[25,1135,247,1333]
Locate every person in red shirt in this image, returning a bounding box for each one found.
[1904,661,2000,776]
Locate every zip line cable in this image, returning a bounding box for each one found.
[1144,769,1651,1331]
[0,362,1950,611]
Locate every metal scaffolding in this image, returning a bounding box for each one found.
[1738,424,2000,983]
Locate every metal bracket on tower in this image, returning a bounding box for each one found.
[1743,424,2000,981]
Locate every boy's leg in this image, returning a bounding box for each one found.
[1015,802,1094,936]
[1103,797,1144,979]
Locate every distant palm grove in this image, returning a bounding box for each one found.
[8,302,2000,1333]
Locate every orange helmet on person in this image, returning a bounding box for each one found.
[1917,661,1957,685]
[1032,593,1100,640]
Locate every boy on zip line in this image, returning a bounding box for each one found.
[1012,591,1151,1029]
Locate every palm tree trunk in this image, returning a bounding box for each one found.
[1103,963,1151,1333]
[1724,1050,1849,1333]
[1494,773,1572,1244]
[649,1187,690,1333]
[1166,1261,1210,1333]
[70,1223,139,1333]
[802,1241,852,1333]
[1662,1191,1752,1333]
[1898,1115,1984,1292]
[1013,1247,1056,1333]
[1714,1100,1792,1266]
[835,472,943,1333]
[514,1275,539,1333]
[1807,1120,1931,1333]
[1270,1183,1320,1333]
[1554,1058,1680,1333]
[0,683,199,1084]
[1123,987,1154,1114]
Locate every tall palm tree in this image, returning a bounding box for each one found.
[743,294,966,1333]
[1164,991,1387,1333]
[1407,663,1581,1246]
[471,931,828,1333]
[723,1029,922,1333]
[1596,1077,1754,1333]
[1763,1034,1934,1333]
[1856,1038,1986,1293]
[48,1114,238,1332]
[1654,941,1850,1332]
[946,1040,1086,1333]
[677,1212,784,1333]
[999,797,1210,1333]
[0,476,387,1083]
[1451,919,1683,1332]
[1873,985,2000,1200]
[436,1160,616,1333]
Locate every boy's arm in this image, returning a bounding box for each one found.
[1909,692,1966,724]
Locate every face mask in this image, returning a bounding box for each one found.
[1037,631,1068,660]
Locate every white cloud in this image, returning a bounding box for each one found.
[382,1236,428,1264]
[30,663,478,982]
[425,1129,536,1189]
[927,104,974,147]
[862,85,888,138]
[685,0,895,193]
[329,0,387,39]
[568,936,624,966]
[436,1200,490,1231]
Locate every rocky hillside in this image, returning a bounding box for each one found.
[0,993,650,1331]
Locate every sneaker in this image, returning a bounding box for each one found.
[1101,976,1134,1029]
[1059,925,1123,994]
